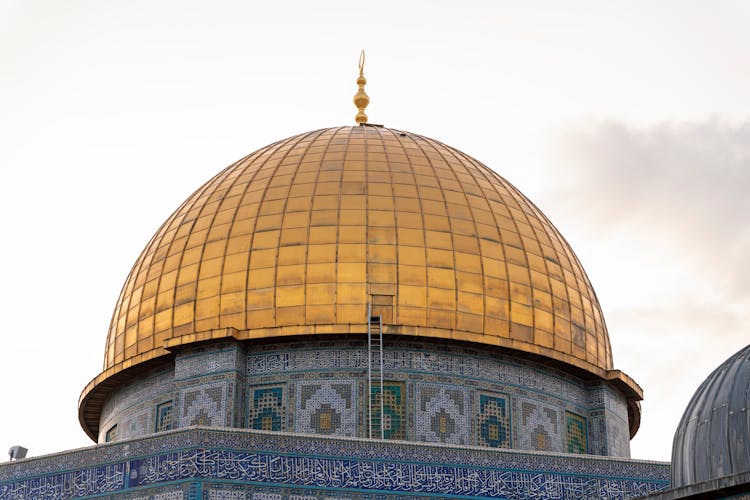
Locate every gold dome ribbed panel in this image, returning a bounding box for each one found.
[103,126,613,378]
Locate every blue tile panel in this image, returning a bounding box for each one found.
[518,398,562,452]
[0,428,669,500]
[105,424,118,443]
[174,343,243,380]
[415,382,470,445]
[477,393,511,448]
[178,381,229,427]
[99,339,631,457]
[98,366,175,443]
[586,383,632,457]
[370,382,406,440]
[296,380,357,436]
[248,386,286,431]
[249,341,631,456]
[155,401,174,432]
[566,411,588,454]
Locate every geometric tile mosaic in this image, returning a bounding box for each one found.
[246,343,588,407]
[519,399,562,452]
[154,493,183,500]
[295,380,357,437]
[179,382,227,427]
[566,411,588,454]
[248,386,286,432]
[207,491,245,500]
[98,367,175,443]
[588,413,607,456]
[415,383,469,445]
[123,409,150,440]
[155,401,174,433]
[585,385,631,457]
[369,381,405,440]
[175,345,238,380]
[90,340,632,456]
[105,424,118,442]
[608,413,631,457]
[476,392,511,448]
[0,427,670,499]
[240,341,629,454]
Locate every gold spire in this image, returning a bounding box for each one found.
[353,50,369,125]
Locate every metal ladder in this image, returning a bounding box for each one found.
[367,303,384,439]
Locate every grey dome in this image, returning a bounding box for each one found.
[671,345,750,488]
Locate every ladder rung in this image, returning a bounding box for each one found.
[367,308,385,439]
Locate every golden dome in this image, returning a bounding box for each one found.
[80,125,641,436]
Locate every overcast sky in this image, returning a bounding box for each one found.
[1,1,748,462]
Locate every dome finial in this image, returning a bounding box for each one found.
[353,50,369,125]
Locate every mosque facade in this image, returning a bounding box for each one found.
[0,63,746,499]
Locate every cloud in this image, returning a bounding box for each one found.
[547,117,750,305]
[535,117,750,460]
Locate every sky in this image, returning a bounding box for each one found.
[1,0,748,462]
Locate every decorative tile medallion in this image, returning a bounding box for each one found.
[248,386,286,432]
[519,399,562,452]
[296,380,357,437]
[369,382,406,440]
[476,392,511,448]
[566,411,588,454]
[415,383,469,445]
[179,382,227,427]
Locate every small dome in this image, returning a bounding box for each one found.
[671,345,750,487]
